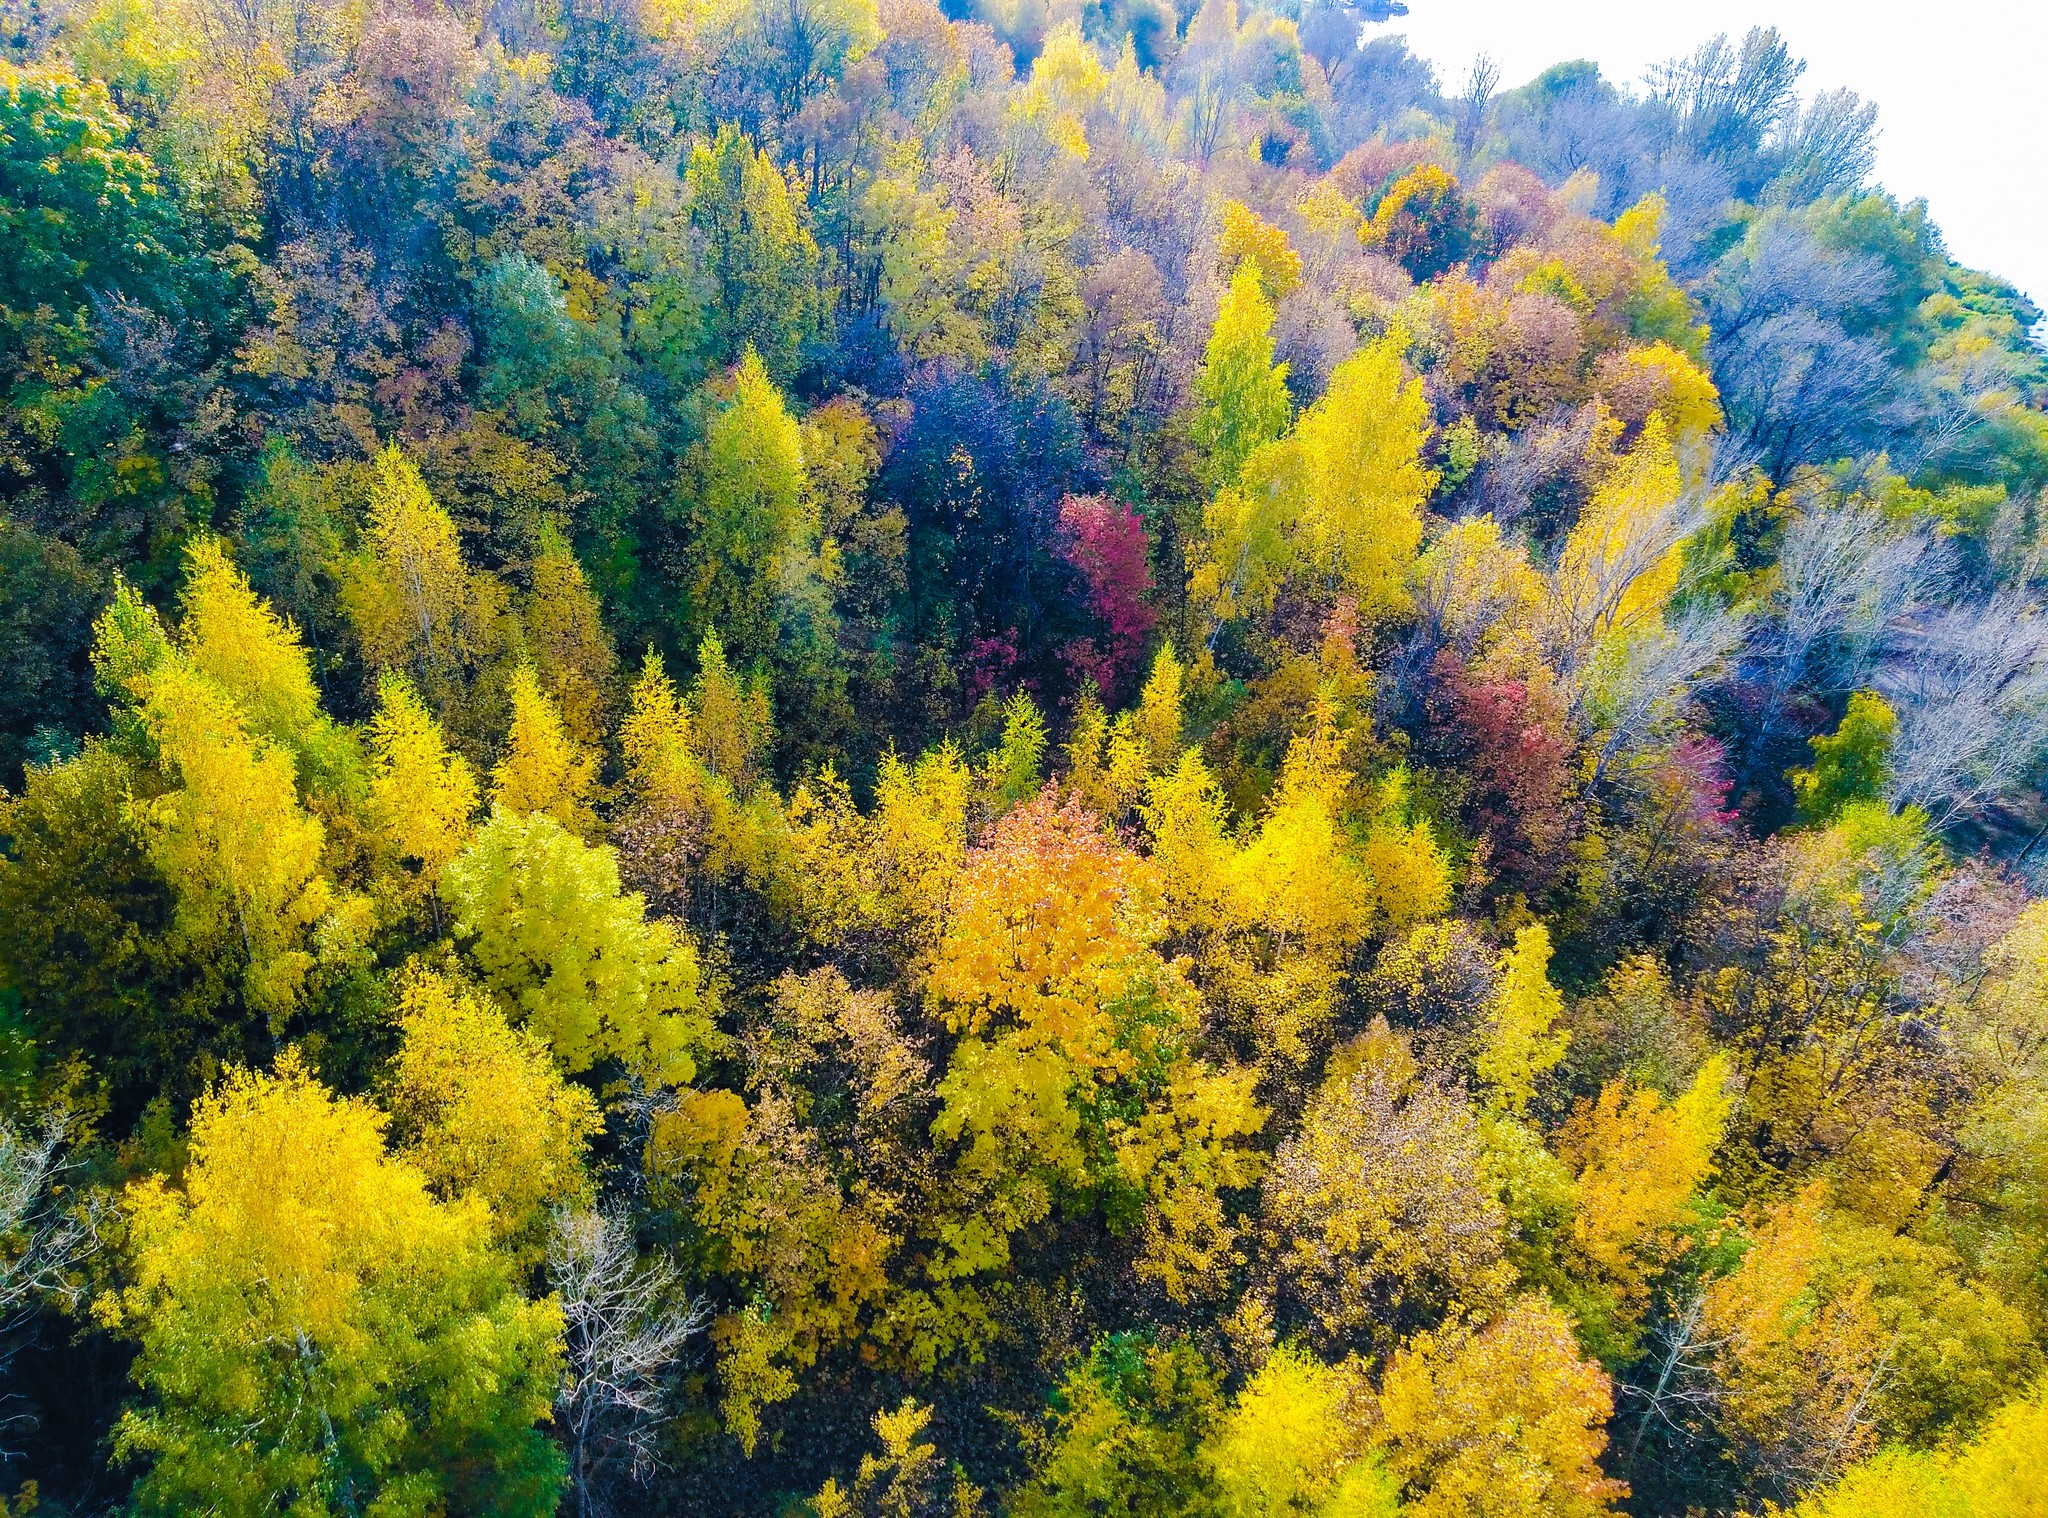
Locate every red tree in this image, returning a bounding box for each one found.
[1058,494,1156,703]
[1427,651,1573,886]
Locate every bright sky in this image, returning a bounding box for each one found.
[1369,0,2048,310]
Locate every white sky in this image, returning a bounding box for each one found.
[1368,0,2048,310]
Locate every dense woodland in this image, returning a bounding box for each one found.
[0,0,2045,1511]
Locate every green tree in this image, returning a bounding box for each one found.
[678,350,815,670]
[1191,261,1291,490]
[0,59,226,763]
[475,252,656,514]
[1791,691,1897,824]
[685,126,822,378]
[1011,1335,1220,1518]
[0,740,243,1115]
[441,808,713,1082]
[0,61,186,350]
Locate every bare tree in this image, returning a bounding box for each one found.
[1771,503,1946,697]
[1572,606,1746,807]
[0,1110,105,1456]
[0,1113,101,1328]
[550,1207,710,1518]
[1465,402,1609,529]
[1648,28,1804,173]
[1184,66,1232,164]
[1702,215,1893,351]
[1720,501,1945,796]
[1770,88,1879,203]
[1877,594,2048,827]
[1713,313,1896,477]
[1622,1287,1724,1468]
[1454,53,1500,155]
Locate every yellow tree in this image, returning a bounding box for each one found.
[340,444,506,714]
[1012,21,1106,158]
[1194,437,1302,628]
[1195,334,1436,631]
[927,791,1263,1305]
[89,573,364,1017]
[1143,747,1237,934]
[1297,180,1362,282]
[645,976,904,1452]
[679,350,813,668]
[1597,342,1721,444]
[1135,642,1185,762]
[689,628,774,793]
[1477,924,1570,1116]
[1784,1380,2048,1518]
[1008,1335,1220,1517]
[491,662,599,836]
[1376,1296,1626,1518]
[620,650,700,809]
[111,1053,566,1516]
[1202,1346,1396,1518]
[1699,1185,1894,1490]
[1411,514,1546,662]
[1224,701,1451,1063]
[522,522,616,747]
[930,789,1175,1074]
[812,1400,981,1518]
[88,573,172,709]
[384,965,602,1261]
[1218,199,1302,297]
[615,649,712,913]
[1548,414,1688,649]
[125,656,339,1017]
[1291,334,1439,619]
[1261,1020,1512,1352]
[1068,643,1191,823]
[860,741,972,950]
[174,535,356,793]
[684,126,823,377]
[1227,702,1378,964]
[1556,1055,1732,1310]
[365,671,478,905]
[633,631,783,902]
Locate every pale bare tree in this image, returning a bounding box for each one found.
[1621,1287,1725,1468]
[0,1113,101,1327]
[1771,504,1946,697]
[0,1110,106,1454]
[550,1207,710,1518]
[1877,593,2048,827]
[1572,606,1746,803]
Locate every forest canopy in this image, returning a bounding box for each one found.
[0,0,2046,1513]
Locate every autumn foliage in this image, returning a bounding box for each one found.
[0,5,2044,1516]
